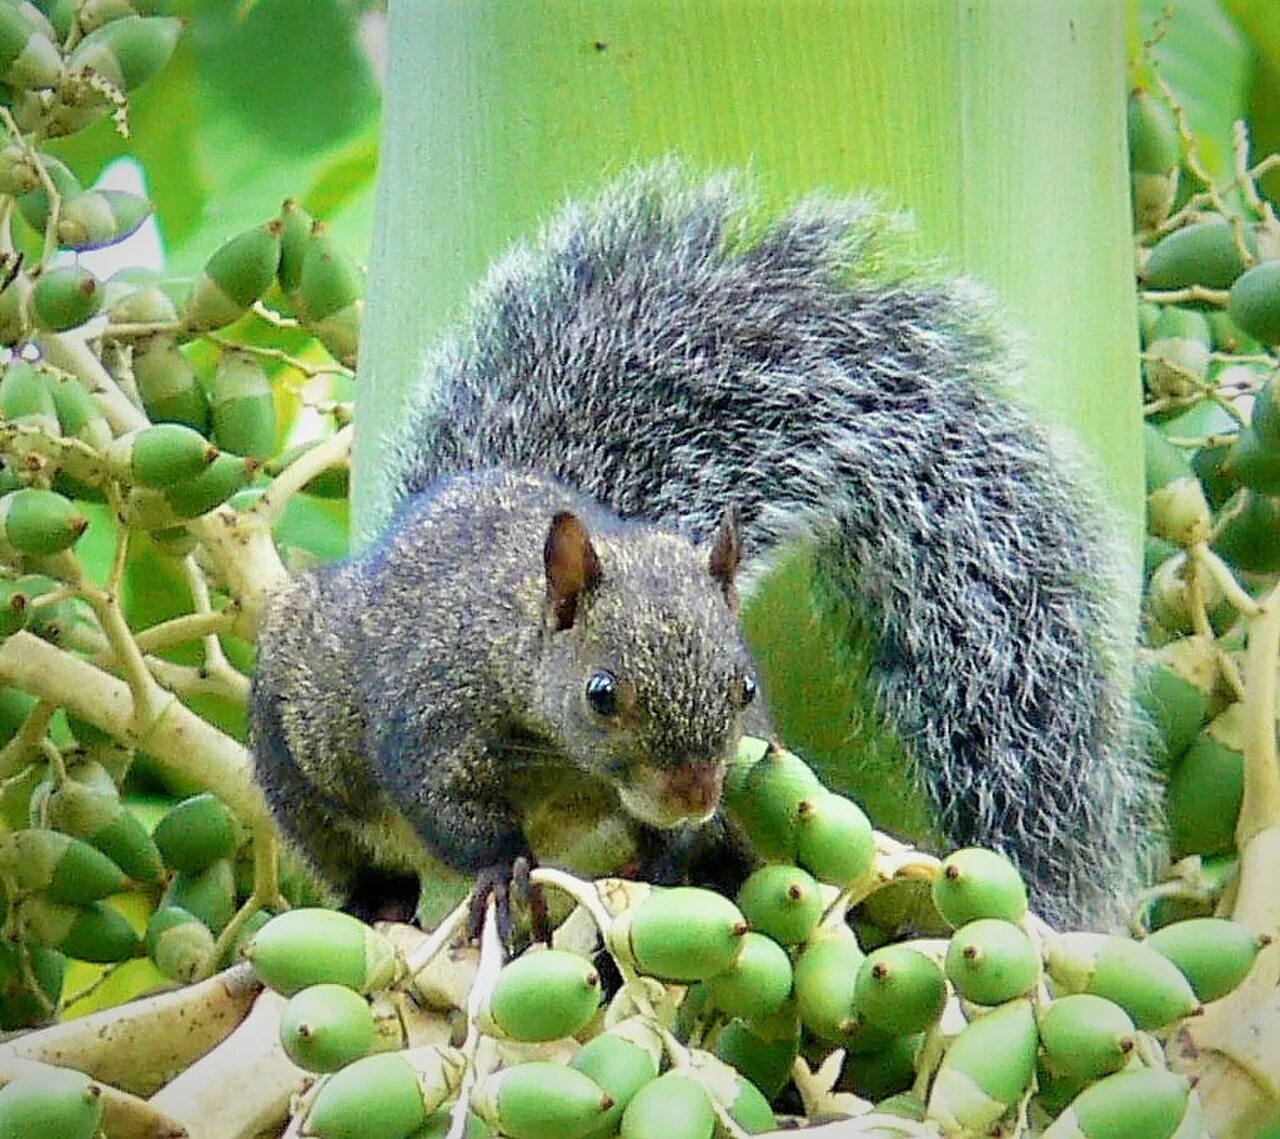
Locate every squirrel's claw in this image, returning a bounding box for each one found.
[468,855,550,952]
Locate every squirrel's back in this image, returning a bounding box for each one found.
[387,166,1161,927]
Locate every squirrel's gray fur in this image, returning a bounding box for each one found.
[254,165,1160,928]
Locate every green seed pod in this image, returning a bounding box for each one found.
[569,1017,662,1139]
[46,778,164,885]
[105,423,218,489]
[710,1014,798,1102]
[107,281,178,324]
[277,198,314,297]
[1143,307,1211,399]
[153,791,245,873]
[0,1066,103,1139]
[1128,89,1180,231]
[687,1051,775,1135]
[1142,424,1210,546]
[132,333,210,432]
[0,827,125,903]
[925,999,1038,1137]
[66,14,181,91]
[0,580,32,639]
[0,3,61,90]
[1045,932,1201,1030]
[1212,491,1280,573]
[164,452,257,518]
[146,904,216,983]
[1251,369,1280,448]
[1227,258,1280,345]
[16,894,81,949]
[183,219,283,333]
[297,223,363,367]
[304,1047,464,1139]
[1224,425,1280,496]
[0,940,64,1029]
[931,847,1027,928]
[1041,1067,1191,1139]
[839,1032,923,1102]
[614,886,748,983]
[792,929,864,1042]
[0,358,59,434]
[57,190,153,252]
[723,741,822,862]
[794,790,875,887]
[735,863,822,947]
[474,1061,613,1139]
[854,943,947,1035]
[17,156,82,234]
[32,265,103,332]
[484,948,601,1042]
[210,349,275,458]
[1145,917,1267,1004]
[280,983,376,1073]
[1134,636,1216,767]
[56,898,142,963]
[1143,219,1256,291]
[163,857,236,934]
[48,374,111,450]
[0,145,40,196]
[705,930,793,1021]
[619,1070,714,1139]
[243,907,401,996]
[944,919,1039,1006]
[1036,993,1136,1085]
[1166,703,1244,859]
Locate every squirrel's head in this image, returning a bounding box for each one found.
[535,505,759,829]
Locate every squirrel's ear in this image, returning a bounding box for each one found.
[708,505,743,608]
[545,510,602,631]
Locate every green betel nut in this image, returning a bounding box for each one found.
[303,1047,463,1139]
[1041,1067,1191,1139]
[132,334,209,432]
[723,741,822,862]
[1036,994,1135,1085]
[165,453,258,518]
[735,863,822,946]
[210,349,276,458]
[931,847,1028,928]
[1134,636,1215,767]
[705,930,793,1021]
[687,1050,776,1135]
[66,15,182,92]
[792,930,864,1042]
[619,1070,715,1139]
[1228,259,1280,346]
[277,198,314,296]
[794,790,875,886]
[0,827,125,903]
[1166,703,1244,859]
[57,899,142,964]
[1142,219,1256,291]
[280,983,377,1074]
[46,779,164,885]
[0,5,61,91]
[484,948,602,1042]
[0,359,58,432]
[854,943,947,1035]
[925,999,1038,1137]
[568,1018,662,1138]
[617,886,747,983]
[474,1061,613,1139]
[57,189,153,252]
[107,424,219,489]
[944,918,1040,1005]
[183,219,283,332]
[162,858,237,934]
[31,265,103,332]
[146,904,216,983]
[243,907,400,996]
[1145,916,1268,1004]
[0,1067,103,1139]
[153,791,245,873]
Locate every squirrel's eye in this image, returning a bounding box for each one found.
[740,672,757,707]
[586,670,619,716]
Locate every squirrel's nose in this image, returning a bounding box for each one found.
[663,761,723,819]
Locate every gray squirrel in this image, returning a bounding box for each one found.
[251,166,1161,929]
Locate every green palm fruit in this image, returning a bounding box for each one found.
[854,943,947,1035]
[474,1061,612,1139]
[25,592,89,646]
[45,777,164,884]
[1142,219,1256,291]
[243,907,401,996]
[1045,932,1201,1030]
[0,359,59,434]
[1145,917,1267,1003]
[48,375,111,449]
[792,929,864,1042]
[925,999,1038,1138]
[0,145,40,195]
[107,281,178,324]
[722,740,822,862]
[1166,702,1244,859]
[483,948,601,1042]
[65,14,181,92]
[688,1052,775,1135]
[297,222,363,366]
[132,333,209,431]
[0,272,31,346]
[1036,993,1135,1085]
[56,898,142,963]
[1041,1067,1191,1139]
[224,907,273,967]
[1143,307,1211,400]
[105,423,218,489]
[568,1018,662,1139]
[705,930,793,1021]
[0,579,32,639]
[1251,369,1280,448]
[1127,89,1180,231]
[710,1007,799,1100]
[944,919,1039,1006]
[1227,258,1280,345]
[277,198,313,297]
[1212,491,1280,574]
[735,863,822,946]
[304,1048,464,1139]
[56,190,152,252]
[31,265,103,332]
[1134,636,1216,767]
[183,219,283,333]
[164,452,257,518]
[618,1070,714,1139]
[613,886,748,983]
[210,349,275,458]
[17,156,82,234]
[15,894,82,948]
[839,1032,922,1102]
[931,847,1027,928]
[0,3,61,90]
[793,790,875,888]
[0,940,64,1029]
[146,904,216,983]
[152,791,245,873]
[162,857,236,934]
[1224,424,1280,495]
[0,1067,103,1139]
[1142,423,1211,546]
[280,983,376,1074]
[0,827,125,903]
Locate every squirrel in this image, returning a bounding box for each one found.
[251,165,1162,930]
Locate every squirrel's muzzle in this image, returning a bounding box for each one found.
[617,760,724,829]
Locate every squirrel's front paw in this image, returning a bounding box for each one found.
[468,855,550,953]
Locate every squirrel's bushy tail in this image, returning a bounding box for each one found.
[389,165,1162,928]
